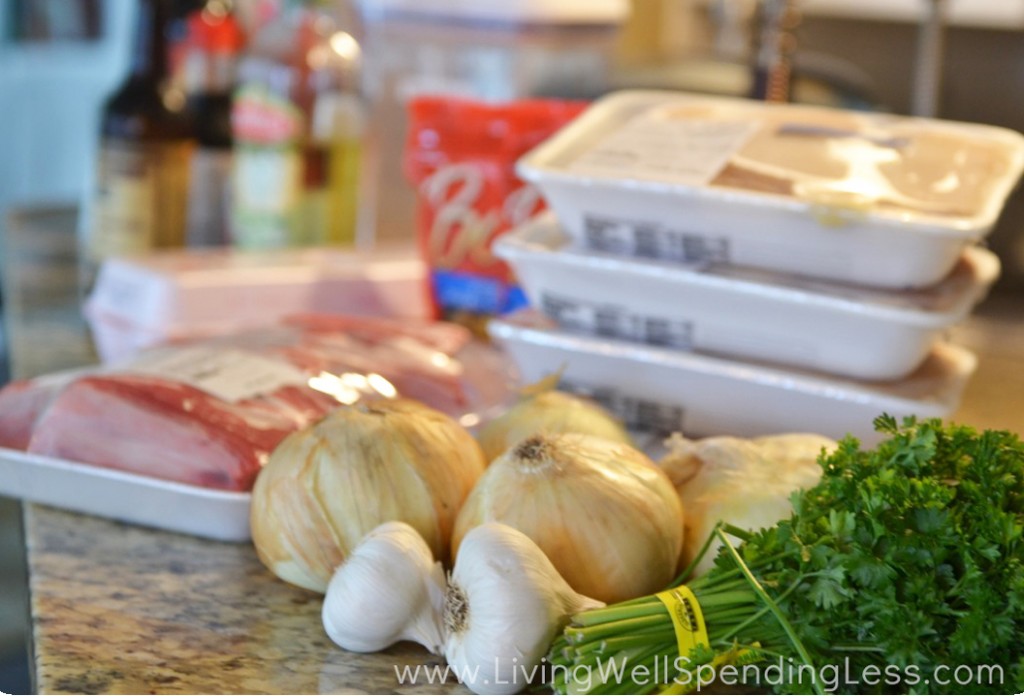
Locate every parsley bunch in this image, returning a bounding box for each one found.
[549,416,1024,695]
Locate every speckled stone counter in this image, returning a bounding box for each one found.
[25,506,468,695]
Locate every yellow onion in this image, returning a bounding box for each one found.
[660,433,836,577]
[452,433,683,604]
[251,399,486,592]
[476,379,632,462]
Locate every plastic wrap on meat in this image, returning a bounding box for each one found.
[0,314,512,491]
[0,378,68,450]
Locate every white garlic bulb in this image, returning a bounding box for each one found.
[322,521,445,655]
[444,523,604,695]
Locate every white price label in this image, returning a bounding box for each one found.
[126,347,309,403]
[567,110,759,186]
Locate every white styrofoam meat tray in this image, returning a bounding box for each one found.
[517,90,1024,288]
[85,243,431,363]
[0,447,251,541]
[495,213,1000,381]
[489,310,977,445]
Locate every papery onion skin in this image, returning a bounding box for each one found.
[661,433,836,577]
[251,399,486,592]
[476,390,632,463]
[452,433,683,604]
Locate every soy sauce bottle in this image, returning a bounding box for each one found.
[179,0,245,246]
[85,0,195,276]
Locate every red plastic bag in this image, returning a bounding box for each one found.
[404,97,586,326]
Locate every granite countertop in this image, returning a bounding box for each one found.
[25,507,465,695]
[8,207,1024,695]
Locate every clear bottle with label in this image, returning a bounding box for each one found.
[230,0,365,249]
[83,0,195,288]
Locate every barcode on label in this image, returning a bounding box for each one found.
[541,293,694,350]
[583,215,730,265]
[562,380,685,435]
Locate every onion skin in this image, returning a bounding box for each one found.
[476,390,632,463]
[452,433,683,604]
[661,433,836,577]
[251,399,486,592]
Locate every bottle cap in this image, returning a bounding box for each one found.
[187,4,246,54]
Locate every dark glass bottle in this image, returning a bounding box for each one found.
[179,0,245,246]
[84,0,195,279]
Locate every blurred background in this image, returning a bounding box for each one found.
[1,0,1022,692]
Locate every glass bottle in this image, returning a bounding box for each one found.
[179,0,246,246]
[230,0,365,249]
[84,0,195,285]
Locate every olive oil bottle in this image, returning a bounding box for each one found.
[230,0,364,249]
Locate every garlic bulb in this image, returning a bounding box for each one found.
[251,398,486,592]
[453,433,683,603]
[322,521,445,654]
[445,523,604,695]
[477,383,632,462]
[660,432,837,577]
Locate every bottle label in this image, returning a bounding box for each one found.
[231,84,305,247]
[89,139,193,261]
[232,85,302,145]
[232,84,363,248]
[186,147,233,246]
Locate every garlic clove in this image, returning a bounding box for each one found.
[322,521,446,655]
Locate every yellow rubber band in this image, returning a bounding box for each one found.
[656,585,710,658]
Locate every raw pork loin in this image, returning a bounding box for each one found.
[0,315,505,491]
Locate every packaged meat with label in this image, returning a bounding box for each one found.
[518,90,1024,288]
[0,314,513,492]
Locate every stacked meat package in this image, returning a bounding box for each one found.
[491,90,1024,444]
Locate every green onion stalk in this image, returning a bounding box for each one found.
[546,524,824,696]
